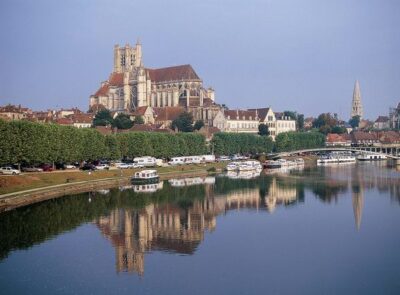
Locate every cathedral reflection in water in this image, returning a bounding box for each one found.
[94,164,399,276]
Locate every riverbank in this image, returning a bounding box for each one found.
[0,163,226,212]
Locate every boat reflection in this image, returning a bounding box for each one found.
[168,176,215,187]
[225,170,261,179]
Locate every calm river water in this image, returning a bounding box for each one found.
[1,163,400,294]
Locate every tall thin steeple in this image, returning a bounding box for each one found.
[351,80,363,119]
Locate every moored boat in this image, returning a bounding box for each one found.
[226,161,240,171]
[357,153,387,161]
[317,153,356,165]
[131,169,160,184]
[238,160,262,171]
[264,160,282,169]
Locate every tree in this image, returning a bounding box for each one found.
[93,109,114,127]
[114,113,133,129]
[297,114,305,130]
[193,120,205,131]
[171,112,193,132]
[258,123,269,136]
[313,113,338,135]
[331,126,347,134]
[349,115,360,128]
[133,115,144,125]
[283,111,297,120]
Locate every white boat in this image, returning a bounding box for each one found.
[357,153,387,161]
[317,154,356,165]
[238,160,262,171]
[264,160,282,169]
[131,169,160,184]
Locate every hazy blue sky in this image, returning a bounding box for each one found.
[0,0,399,119]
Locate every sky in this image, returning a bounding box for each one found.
[0,0,399,120]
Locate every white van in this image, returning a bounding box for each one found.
[202,155,216,163]
[169,157,185,165]
[134,156,157,167]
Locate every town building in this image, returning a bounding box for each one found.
[0,104,32,121]
[373,116,390,130]
[351,80,363,119]
[213,109,259,133]
[90,41,216,112]
[248,108,296,139]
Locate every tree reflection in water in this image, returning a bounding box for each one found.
[0,164,399,276]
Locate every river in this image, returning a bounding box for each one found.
[0,163,399,294]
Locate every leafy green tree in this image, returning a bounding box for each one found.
[193,120,205,131]
[133,115,144,125]
[283,111,297,120]
[171,112,193,132]
[211,133,273,155]
[297,114,305,130]
[114,113,133,130]
[275,131,325,152]
[313,113,339,134]
[258,123,269,136]
[93,109,114,127]
[349,115,360,128]
[331,126,347,134]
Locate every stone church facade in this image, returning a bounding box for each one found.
[90,42,216,113]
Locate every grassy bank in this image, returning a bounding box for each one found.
[0,162,226,195]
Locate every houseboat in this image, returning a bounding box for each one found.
[131,169,160,184]
[226,161,240,171]
[357,153,387,161]
[238,160,262,171]
[264,160,282,169]
[317,153,356,165]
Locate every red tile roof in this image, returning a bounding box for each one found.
[94,84,109,97]
[55,118,73,125]
[133,106,150,116]
[147,65,200,83]
[248,108,271,121]
[225,110,258,121]
[153,107,185,121]
[326,133,351,143]
[109,72,124,86]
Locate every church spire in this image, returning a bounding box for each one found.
[351,80,363,119]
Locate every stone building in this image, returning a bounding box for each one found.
[249,107,296,140]
[90,41,216,113]
[213,109,259,133]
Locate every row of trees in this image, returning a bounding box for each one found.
[0,120,207,165]
[211,133,274,155]
[274,131,325,152]
[0,120,325,165]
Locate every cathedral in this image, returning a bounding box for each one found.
[89,41,216,112]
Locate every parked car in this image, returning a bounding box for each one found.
[40,164,54,172]
[116,163,131,169]
[64,164,76,169]
[22,167,43,172]
[0,166,21,175]
[95,164,110,170]
[81,164,96,171]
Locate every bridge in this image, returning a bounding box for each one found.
[268,146,400,161]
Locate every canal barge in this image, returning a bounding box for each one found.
[357,153,387,161]
[131,169,160,184]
